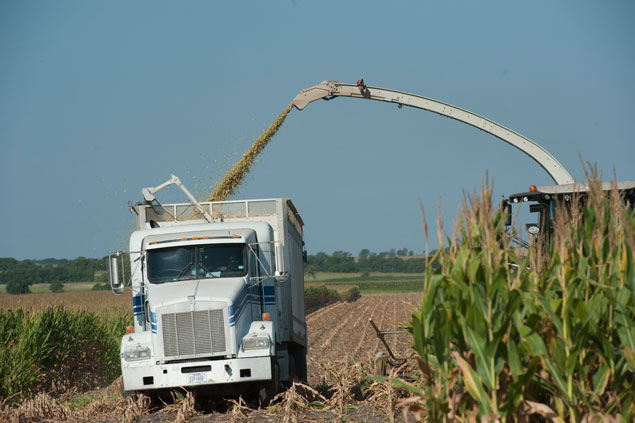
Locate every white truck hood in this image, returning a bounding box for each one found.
[146,277,246,307]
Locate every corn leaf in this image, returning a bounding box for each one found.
[465,325,494,390]
[543,357,572,404]
[536,293,564,340]
[451,351,492,414]
[507,338,522,381]
[592,364,610,396]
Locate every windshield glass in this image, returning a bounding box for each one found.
[147,244,246,284]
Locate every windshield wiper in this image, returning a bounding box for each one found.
[176,263,193,279]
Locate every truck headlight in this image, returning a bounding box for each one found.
[123,346,152,361]
[242,336,270,351]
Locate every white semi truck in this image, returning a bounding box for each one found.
[108,175,307,401]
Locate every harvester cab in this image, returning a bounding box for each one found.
[503,181,635,246]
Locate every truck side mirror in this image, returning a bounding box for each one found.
[108,253,125,295]
[274,243,289,281]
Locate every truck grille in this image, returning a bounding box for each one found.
[161,309,226,358]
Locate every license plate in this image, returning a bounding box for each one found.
[188,372,206,384]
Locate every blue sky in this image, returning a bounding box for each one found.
[1,1,634,260]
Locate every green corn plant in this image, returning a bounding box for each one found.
[519,175,635,422]
[0,309,52,399]
[0,307,132,402]
[404,182,532,420]
[401,172,635,422]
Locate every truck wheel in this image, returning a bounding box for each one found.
[288,353,296,386]
[292,347,308,383]
[142,389,171,407]
[257,359,279,406]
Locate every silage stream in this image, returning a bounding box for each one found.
[206,102,294,202]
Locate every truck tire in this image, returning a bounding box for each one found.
[288,353,296,384]
[257,358,279,406]
[292,346,308,383]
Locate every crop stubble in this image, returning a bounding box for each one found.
[306,292,420,384]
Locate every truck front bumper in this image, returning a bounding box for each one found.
[122,356,271,392]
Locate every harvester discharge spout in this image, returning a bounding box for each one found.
[291,79,575,185]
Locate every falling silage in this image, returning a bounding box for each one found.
[207,103,294,202]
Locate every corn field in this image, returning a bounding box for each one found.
[397,174,635,422]
[0,291,129,314]
[0,307,131,402]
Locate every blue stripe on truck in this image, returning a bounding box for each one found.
[227,287,277,327]
[132,294,146,315]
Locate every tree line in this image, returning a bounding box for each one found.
[1,248,431,294]
[305,249,429,275]
[0,257,108,294]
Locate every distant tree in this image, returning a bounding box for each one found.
[388,249,396,257]
[50,280,64,293]
[6,279,30,294]
[1,256,108,286]
[0,258,18,274]
[33,258,59,265]
[332,251,351,258]
[359,249,371,259]
[408,250,414,256]
[94,271,108,283]
[304,264,319,279]
[306,250,427,274]
[91,282,110,291]
[397,248,409,257]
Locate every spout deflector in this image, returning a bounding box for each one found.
[292,80,337,110]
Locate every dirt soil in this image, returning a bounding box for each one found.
[306,293,418,382]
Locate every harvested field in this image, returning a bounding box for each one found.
[0,293,420,422]
[306,293,419,384]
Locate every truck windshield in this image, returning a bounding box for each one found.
[539,191,635,236]
[147,244,247,284]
